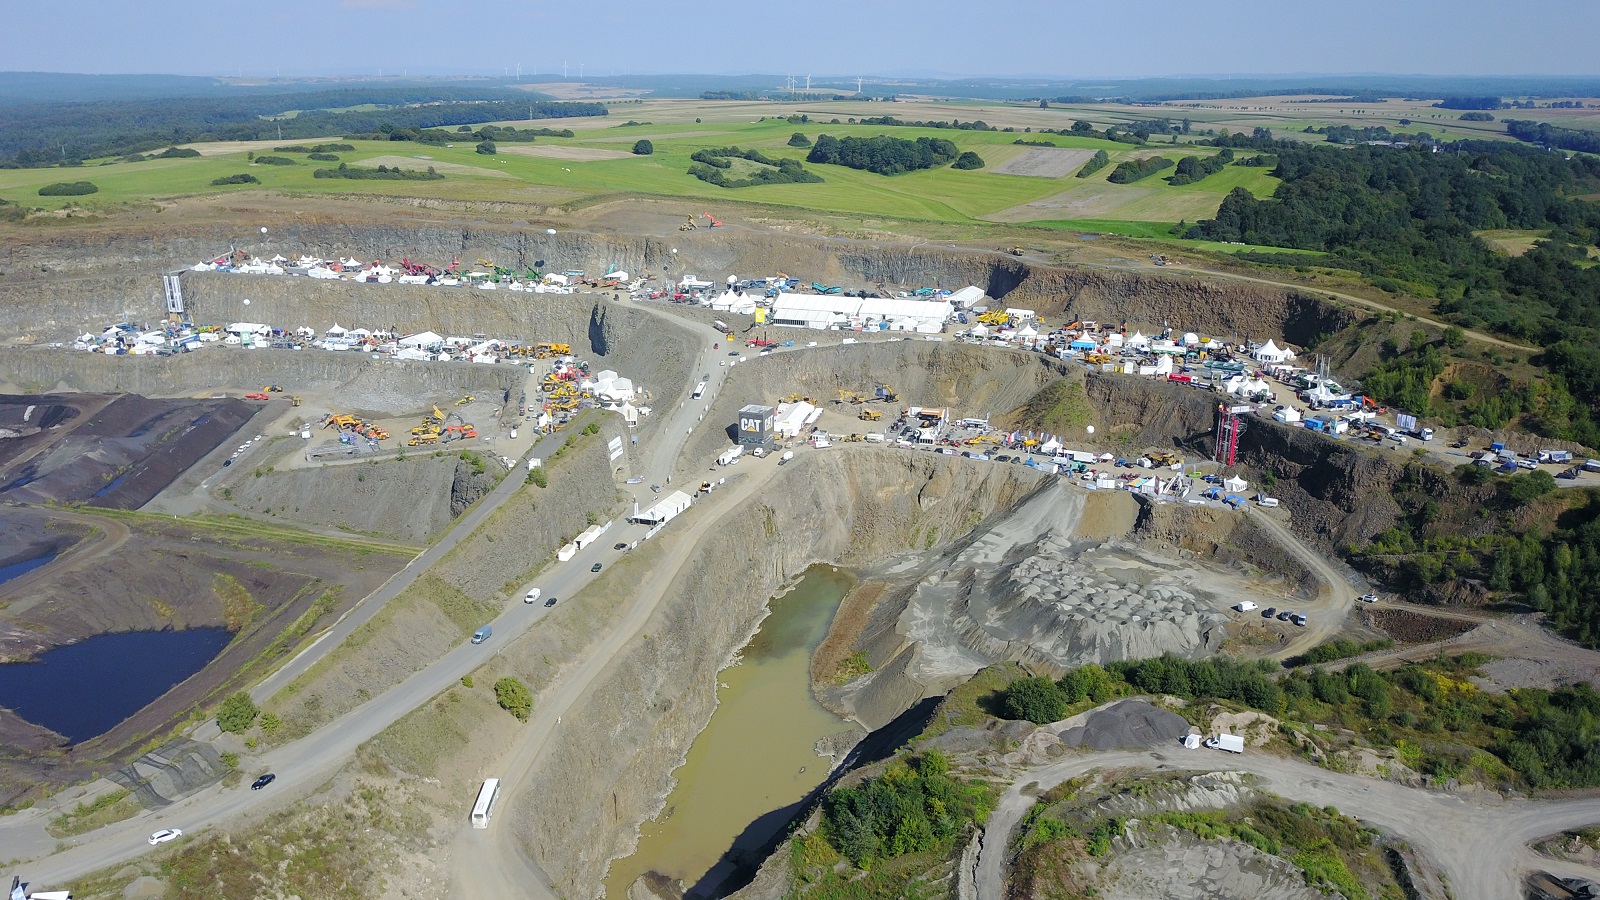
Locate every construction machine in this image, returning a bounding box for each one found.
[836,389,870,404]
[244,392,270,401]
[1008,247,1025,256]
[875,385,899,402]
[533,342,572,359]
[323,414,362,430]
[859,408,883,421]
[679,215,697,231]
[407,433,439,446]
[977,310,1011,327]
[456,395,475,406]
[265,385,283,392]
[400,257,439,277]
[291,396,302,407]
[701,212,723,227]
[1145,451,1181,467]
[411,424,441,437]
[431,405,447,424]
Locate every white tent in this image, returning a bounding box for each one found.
[606,270,629,282]
[325,323,348,336]
[1253,339,1293,363]
[969,322,990,337]
[543,273,570,286]
[1126,330,1150,349]
[1223,475,1248,493]
[398,330,444,348]
[1017,324,1038,339]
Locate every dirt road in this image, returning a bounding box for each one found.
[1240,506,1363,660]
[975,747,1600,900]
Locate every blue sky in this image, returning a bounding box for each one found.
[8,0,1597,78]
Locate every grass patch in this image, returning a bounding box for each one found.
[917,662,1026,739]
[831,650,873,684]
[212,572,263,631]
[46,788,139,837]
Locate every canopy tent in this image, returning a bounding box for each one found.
[1223,475,1248,493]
[398,330,444,348]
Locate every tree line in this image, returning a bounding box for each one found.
[312,163,443,181]
[806,134,960,175]
[1075,149,1110,178]
[1106,155,1174,183]
[687,146,822,188]
[0,89,603,167]
[1504,119,1600,154]
[1166,148,1233,184]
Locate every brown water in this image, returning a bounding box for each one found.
[603,565,856,897]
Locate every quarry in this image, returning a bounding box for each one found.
[3,200,1600,900]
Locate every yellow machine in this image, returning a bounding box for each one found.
[411,424,441,437]
[532,342,572,359]
[977,310,1011,326]
[679,215,697,231]
[456,395,475,406]
[876,385,899,402]
[1009,247,1024,256]
[291,396,302,407]
[264,385,283,393]
[323,414,361,430]
[859,408,882,421]
[1146,451,1181,467]
[836,389,869,404]
[842,433,865,442]
[965,435,1001,446]
[407,433,438,446]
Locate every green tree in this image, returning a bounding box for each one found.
[631,139,654,155]
[217,691,259,734]
[1003,676,1069,723]
[475,140,496,155]
[787,132,812,147]
[951,151,985,170]
[495,676,534,721]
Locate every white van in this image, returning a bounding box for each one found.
[523,588,542,604]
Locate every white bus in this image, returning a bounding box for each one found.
[692,381,707,399]
[470,777,501,829]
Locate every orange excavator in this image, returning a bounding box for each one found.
[701,212,723,228]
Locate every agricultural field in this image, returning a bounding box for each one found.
[0,112,1279,238]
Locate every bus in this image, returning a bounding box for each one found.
[692,381,707,399]
[470,777,501,829]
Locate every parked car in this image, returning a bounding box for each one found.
[591,562,603,573]
[1359,593,1379,603]
[1261,606,1277,618]
[614,542,628,550]
[1276,610,1293,621]
[251,773,276,791]
[543,596,557,607]
[148,829,183,845]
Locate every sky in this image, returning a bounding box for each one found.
[6,0,1597,78]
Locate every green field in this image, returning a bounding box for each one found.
[0,117,1280,237]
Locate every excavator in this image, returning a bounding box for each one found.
[836,389,870,404]
[875,385,899,403]
[400,257,439,277]
[701,212,723,228]
[456,395,475,406]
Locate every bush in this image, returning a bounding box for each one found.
[307,152,339,161]
[210,173,260,186]
[38,181,98,196]
[1075,149,1110,178]
[475,140,496,155]
[1003,676,1069,723]
[216,691,259,733]
[313,163,443,181]
[631,139,653,156]
[1106,156,1174,184]
[494,677,534,721]
[155,146,201,158]
[582,422,600,435]
[787,132,812,147]
[526,466,548,488]
[952,151,985,170]
[252,156,296,166]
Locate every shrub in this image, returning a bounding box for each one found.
[155,147,201,158]
[787,132,812,147]
[307,152,339,161]
[38,181,98,196]
[632,139,654,155]
[952,151,985,170]
[1076,149,1111,178]
[526,466,548,488]
[210,173,260,186]
[216,691,259,733]
[475,140,497,155]
[494,677,534,720]
[1003,676,1069,723]
[252,156,296,166]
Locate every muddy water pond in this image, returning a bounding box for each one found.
[604,565,856,897]
[0,628,232,743]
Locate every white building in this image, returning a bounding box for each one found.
[631,490,692,525]
[774,401,818,438]
[769,293,951,333]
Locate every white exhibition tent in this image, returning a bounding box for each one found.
[398,330,444,348]
[1223,475,1249,492]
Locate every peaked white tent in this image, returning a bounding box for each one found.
[1223,475,1248,492]
[1253,340,1293,363]
[398,330,444,348]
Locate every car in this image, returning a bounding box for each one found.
[1359,593,1379,603]
[994,454,1011,462]
[544,596,557,607]
[1293,614,1308,626]
[149,828,183,845]
[614,542,628,550]
[1277,610,1293,621]
[728,350,740,356]
[1261,606,1277,618]
[251,773,276,791]
[523,588,542,604]
[591,562,602,572]
[703,373,711,380]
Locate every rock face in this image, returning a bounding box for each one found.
[516,448,1044,900]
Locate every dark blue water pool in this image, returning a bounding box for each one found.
[0,552,58,586]
[0,628,233,743]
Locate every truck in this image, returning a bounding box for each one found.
[713,320,733,335]
[1538,449,1574,464]
[1204,734,1245,754]
[1233,601,1258,612]
[779,450,795,464]
[716,445,744,466]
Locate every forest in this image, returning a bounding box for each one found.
[1166,148,1233,184]
[687,146,823,187]
[1190,139,1600,444]
[806,134,960,175]
[0,88,604,167]
[1503,119,1600,154]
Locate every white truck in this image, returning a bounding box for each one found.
[1204,734,1245,753]
[779,450,795,464]
[1233,601,1258,612]
[716,445,744,466]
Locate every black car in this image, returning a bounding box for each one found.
[728,350,740,356]
[543,596,557,607]
[251,773,276,791]
[591,562,602,573]
[614,542,628,550]
[1261,606,1276,618]
[1277,610,1293,621]
[994,455,1011,462]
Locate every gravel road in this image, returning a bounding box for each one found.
[975,747,1600,900]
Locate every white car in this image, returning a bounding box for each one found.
[148,828,183,845]
[1359,593,1379,603]
[523,588,542,604]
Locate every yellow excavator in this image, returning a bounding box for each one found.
[837,389,869,404]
